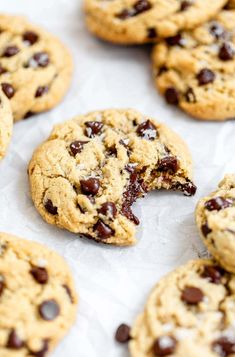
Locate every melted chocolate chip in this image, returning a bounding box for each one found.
[133,0,152,15]
[136,120,157,140]
[212,337,235,357]
[23,31,39,46]
[204,197,233,211]
[39,299,60,321]
[158,156,178,174]
[63,284,74,303]
[98,202,117,219]
[185,87,196,103]
[44,199,58,215]
[147,27,157,39]
[30,267,48,284]
[165,87,180,105]
[70,140,88,156]
[29,52,50,68]
[116,9,135,19]
[94,219,114,239]
[1,83,15,99]
[201,223,212,237]
[202,265,224,284]
[30,340,49,357]
[166,34,184,46]
[35,86,49,98]
[0,280,4,296]
[219,42,234,61]
[153,336,177,356]
[180,1,192,11]
[2,46,19,57]
[115,324,131,343]
[197,68,215,86]
[80,178,100,196]
[181,286,204,304]
[85,121,103,138]
[7,330,24,349]
[0,65,7,75]
[173,181,197,196]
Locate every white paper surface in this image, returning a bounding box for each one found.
[0,0,234,356]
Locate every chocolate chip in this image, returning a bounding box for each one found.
[44,199,58,215]
[197,68,215,86]
[115,324,131,343]
[39,299,60,321]
[212,337,235,356]
[205,197,233,211]
[35,86,49,98]
[136,120,157,140]
[153,336,177,356]
[30,267,48,284]
[2,46,19,57]
[174,181,197,196]
[166,34,184,46]
[147,27,157,39]
[158,156,178,174]
[0,65,7,75]
[201,223,212,237]
[185,87,196,103]
[98,202,117,219]
[116,9,135,19]
[85,121,103,138]
[157,66,168,76]
[219,42,234,61]
[1,83,15,99]
[202,265,224,284]
[165,87,180,105]
[210,23,225,39]
[29,52,50,68]
[133,0,152,15]
[70,140,88,156]
[0,280,4,296]
[63,284,74,303]
[180,1,192,11]
[30,340,49,357]
[23,31,39,46]
[7,330,24,349]
[94,219,114,239]
[80,178,100,196]
[24,111,36,119]
[181,286,204,304]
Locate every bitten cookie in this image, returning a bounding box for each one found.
[0,14,73,121]
[28,109,196,246]
[84,0,226,45]
[196,175,235,273]
[0,88,13,160]
[130,259,235,357]
[152,9,235,121]
[0,232,78,357]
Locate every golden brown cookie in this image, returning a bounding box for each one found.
[0,88,13,160]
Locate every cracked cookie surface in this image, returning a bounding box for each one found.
[84,0,226,44]
[152,9,235,121]
[130,259,235,357]
[0,88,13,160]
[0,14,73,122]
[196,175,235,274]
[0,232,78,357]
[28,108,196,246]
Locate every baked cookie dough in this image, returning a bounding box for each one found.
[28,108,196,246]
[0,232,78,357]
[152,9,235,121]
[130,259,235,357]
[0,88,13,160]
[0,14,73,121]
[84,0,226,44]
[196,175,235,273]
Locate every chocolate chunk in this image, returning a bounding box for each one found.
[201,223,212,237]
[185,87,196,103]
[212,337,235,356]
[202,265,224,284]
[210,23,226,39]
[197,68,215,86]
[181,286,204,304]
[44,199,58,215]
[180,1,192,11]
[165,87,180,105]
[153,336,177,356]
[70,140,88,156]
[136,120,157,140]
[30,267,48,284]
[80,178,100,196]
[29,52,50,68]
[35,86,49,98]
[115,324,131,343]
[219,42,234,61]
[23,31,39,46]
[94,219,114,239]
[204,197,233,211]
[98,202,117,219]
[166,34,184,46]
[30,340,49,357]
[173,181,197,196]
[0,280,4,296]
[0,65,7,75]
[1,83,15,99]
[147,27,157,39]
[133,0,151,15]
[2,46,19,57]
[7,330,24,349]
[63,284,74,303]
[85,121,103,138]
[158,156,178,174]
[39,299,60,321]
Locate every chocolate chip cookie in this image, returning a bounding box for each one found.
[152,9,235,121]
[196,175,235,273]
[0,232,78,357]
[84,0,226,44]
[28,109,196,246]
[130,259,235,357]
[0,88,13,160]
[0,14,73,121]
